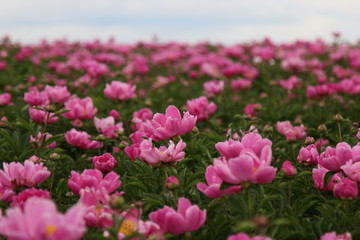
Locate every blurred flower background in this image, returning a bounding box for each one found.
[0,0,359,43]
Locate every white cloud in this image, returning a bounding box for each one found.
[0,0,359,44]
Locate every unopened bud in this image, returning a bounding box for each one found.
[71,119,83,128]
[334,113,344,122]
[109,196,126,210]
[318,124,327,133]
[254,215,268,228]
[50,153,60,160]
[263,124,273,133]
[165,176,180,190]
[304,137,314,145]
[44,105,56,112]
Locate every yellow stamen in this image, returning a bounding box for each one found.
[252,167,258,172]
[118,219,136,236]
[95,205,102,215]
[46,225,57,236]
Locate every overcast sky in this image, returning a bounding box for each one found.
[0,0,359,44]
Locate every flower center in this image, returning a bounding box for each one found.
[118,219,136,236]
[46,225,57,236]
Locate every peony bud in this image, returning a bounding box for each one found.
[281,161,296,177]
[165,176,180,190]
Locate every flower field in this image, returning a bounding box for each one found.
[0,35,359,239]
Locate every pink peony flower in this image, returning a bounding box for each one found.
[11,188,51,210]
[104,81,136,101]
[297,144,319,165]
[132,108,154,131]
[29,107,59,124]
[203,80,224,97]
[0,160,50,189]
[197,165,241,198]
[44,85,71,104]
[68,169,121,195]
[333,178,358,199]
[312,165,344,191]
[230,78,252,92]
[244,103,262,118]
[0,198,86,240]
[281,161,296,177]
[149,197,206,235]
[24,90,49,106]
[186,96,217,121]
[65,129,102,150]
[29,132,57,149]
[142,105,197,141]
[79,187,114,229]
[92,153,117,173]
[0,93,11,106]
[227,233,273,240]
[139,139,186,165]
[318,142,352,172]
[62,96,97,120]
[109,109,121,121]
[214,133,276,185]
[276,121,306,141]
[94,116,124,139]
[320,231,352,240]
[215,139,244,159]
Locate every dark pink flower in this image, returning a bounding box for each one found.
[92,153,117,173]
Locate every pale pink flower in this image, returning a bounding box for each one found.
[44,85,71,103]
[186,96,217,121]
[356,128,360,140]
[139,139,186,165]
[0,198,86,240]
[341,160,360,182]
[142,105,197,141]
[0,93,11,106]
[132,108,154,131]
[92,153,117,173]
[276,121,306,140]
[65,129,102,150]
[0,160,50,189]
[203,80,224,97]
[94,116,124,138]
[62,97,97,120]
[197,165,241,198]
[104,81,136,101]
[149,197,206,235]
[29,107,59,124]
[68,169,121,195]
[230,78,252,91]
